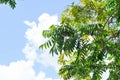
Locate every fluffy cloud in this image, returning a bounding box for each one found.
[0,13,60,80]
[24,13,58,47]
[0,60,59,80]
[0,60,35,80]
[37,51,59,71]
[23,13,59,71]
[22,44,37,61]
[23,13,60,79]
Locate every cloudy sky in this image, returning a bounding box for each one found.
[0,0,79,80]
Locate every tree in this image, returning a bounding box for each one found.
[0,0,16,9]
[40,0,120,80]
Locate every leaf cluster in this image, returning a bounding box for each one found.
[40,0,120,80]
[0,0,16,9]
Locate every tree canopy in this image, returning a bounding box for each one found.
[0,0,16,9]
[40,0,120,80]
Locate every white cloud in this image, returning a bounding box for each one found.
[0,60,35,80]
[0,13,60,80]
[0,60,59,80]
[24,13,58,47]
[23,13,60,71]
[22,44,37,61]
[37,51,60,71]
[23,13,60,79]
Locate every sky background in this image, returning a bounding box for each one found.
[0,0,79,80]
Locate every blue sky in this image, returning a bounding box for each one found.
[0,0,79,80]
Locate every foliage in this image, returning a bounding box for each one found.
[0,0,16,9]
[40,0,120,80]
